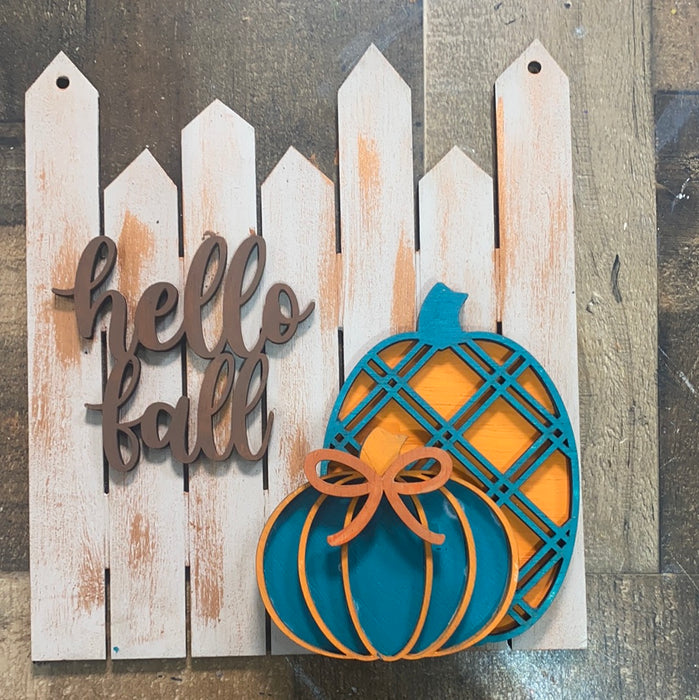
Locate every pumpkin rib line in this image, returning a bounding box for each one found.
[432,474,519,654]
[298,476,377,661]
[256,481,351,660]
[339,492,434,661]
[340,497,379,658]
[403,481,477,659]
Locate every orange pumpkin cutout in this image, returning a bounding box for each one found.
[324,284,580,641]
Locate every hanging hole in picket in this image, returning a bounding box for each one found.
[527,61,542,75]
[56,76,70,89]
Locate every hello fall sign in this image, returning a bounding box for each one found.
[54,232,313,472]
[26,42,585,661]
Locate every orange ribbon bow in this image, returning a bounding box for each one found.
[303,443,453,547]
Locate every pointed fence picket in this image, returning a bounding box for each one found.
[495,42,585,649]
[418,146,497,332]
[261,147,339,654]
[338,45,417,372]
[104,150,186,658]
[26,42,585,660]
[182,100,267,657]
[26,54,105,661]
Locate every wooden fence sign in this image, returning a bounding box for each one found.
[26,41,585,661]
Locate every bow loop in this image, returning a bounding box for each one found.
[302,441,453,547]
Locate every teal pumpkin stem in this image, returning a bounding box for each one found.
[417,283,469,349]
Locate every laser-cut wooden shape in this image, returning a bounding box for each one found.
[257,427,517,660]
[324,284,580,642]
[26,52,105,661]
[104,150,186,659]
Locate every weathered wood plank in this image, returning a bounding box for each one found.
[104,150,186,658]
[656,92,699,575]
[0,2,87,122]
[0,223,30,570]
[418,146,496,331]
[338,45,416,373]
[0,572,296,698]
[0,224,28,505]
[651,0,699,92]
[261,147,339,499]
[495,41,585,650]
[2,571,696,698]
[81,0,424,190]
[424,0,658,577]
[261,146,339,655]
[25,53,105,660]
[182,100,266,657]
[0,125,25,226]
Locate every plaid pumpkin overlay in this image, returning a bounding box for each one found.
[324,285,580,642]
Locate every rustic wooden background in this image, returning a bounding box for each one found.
[0,0,696,696]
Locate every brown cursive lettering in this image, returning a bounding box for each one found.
[56,233,314,472]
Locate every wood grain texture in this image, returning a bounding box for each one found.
[286,573,698,699]
[2,571,696,697]
[0,225,28,515]
[80,0,423,190]
[0,572,296,698]
[495,42,585,650]
[651,0,699,91]
[424,0,658,576]
[656,92,699,575]
[0,2,86,122]
[26,54,105,660]
[418,146,496,331]
[338,45,416,374]
[181,100,266,657]
[25,53,105,661]
[0,124,25,226]
[261,147,339,655]
[104,150,186,659]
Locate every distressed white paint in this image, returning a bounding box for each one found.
[105,150,186,658]
[261,147,339,654]
[26,53,105,661]
[182,100,266,657]
[338,45,417,374]
[419,148,510,652]
[418,146,497,331]
[495,41,586,649]
[26,44,586,660]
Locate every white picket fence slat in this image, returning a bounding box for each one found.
[104,150,186,658]
[418,146,497,332]
[26,42,585,659]
[26,53,105,661]
[261,146,339,654]
[182,100,267,657]
[338,45,417,371]
[495,41,586,649]
[418,146,506,652]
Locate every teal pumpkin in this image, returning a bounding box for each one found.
[256,431,517,660]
